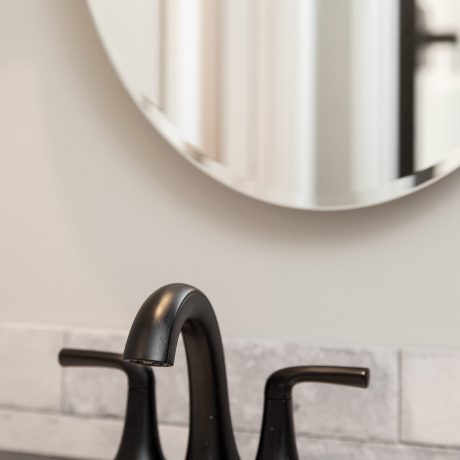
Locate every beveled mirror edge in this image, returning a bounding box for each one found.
[137,99,460,211]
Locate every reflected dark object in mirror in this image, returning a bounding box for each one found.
[399,0,458,178]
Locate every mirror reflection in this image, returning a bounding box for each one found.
[88,0,460,209]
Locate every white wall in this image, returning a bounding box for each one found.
[1,0,460,348]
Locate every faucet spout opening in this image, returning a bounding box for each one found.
[130,359,172,367]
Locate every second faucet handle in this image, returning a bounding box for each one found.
[256,366,370,460]
[59,349,165,460]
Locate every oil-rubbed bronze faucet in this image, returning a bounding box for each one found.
[123,283,370,460]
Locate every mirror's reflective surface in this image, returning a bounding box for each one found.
[88,0,460,210]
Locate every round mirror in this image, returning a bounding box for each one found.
[87,0,460,210]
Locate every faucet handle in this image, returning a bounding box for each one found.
[59,349,165,460]
[59,349,152,389]
[256,366,370,460]
[265,365,369,400]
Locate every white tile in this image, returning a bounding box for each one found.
[153,338,189,424]
[118,425,257,460]
[62,328,128,417]
[0,409,236,460]
[295,437,460,460]
[226,340,399,442]
[3,322,460,458]
[132,337,399,444]
[292,346,399,442]
[231,434,460,460]
[62,328,189,423]
[158,431,460,460]
[158,424,188,459]
[1,410,458,460]
[0,452,65,460]
[0,324,64,411]
[402,350,460,447]
[62,332,399,442]
[0,408,122,459]
[138,428,460,460]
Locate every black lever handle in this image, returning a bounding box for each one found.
[416,4,458,49]
[264,365,369,400]
[255,366,370,460]
[417,32,458,47]
[59,349,154,389]
[59,349,165,460]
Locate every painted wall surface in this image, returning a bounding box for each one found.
[1,0,460,348]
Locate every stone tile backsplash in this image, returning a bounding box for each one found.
[62,328,128,418]
[226,340,399,441]
[0,324,64,412]
[0,323,459,459]
[401,349,460,448]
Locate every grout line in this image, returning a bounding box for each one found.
[0,405,123,420]
[399,439,460,452]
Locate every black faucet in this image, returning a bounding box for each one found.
[123,283,240,460]
[59,349,165,460]
[123,283,370,460]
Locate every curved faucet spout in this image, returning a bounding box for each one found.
[123,283,240,460]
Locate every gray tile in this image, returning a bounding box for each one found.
[0,411,236,460]
[157,424,188,459]
[133,337,399,443]
[402,350,460,448]
[0,324,64,411]
[62,332,399,442]
[0,408,122,459]
[3,321,460,458]
[235,431,261,459]
[62,328,128,417]
[292,346,399,442]
[226,340,399,442]
[155,429,460,460]
[232,433,460,460]
[158,426,278,460]
[153,339,189,424]
[0,451,76,460]
[62,328,189,423]
[295,437,460,460]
